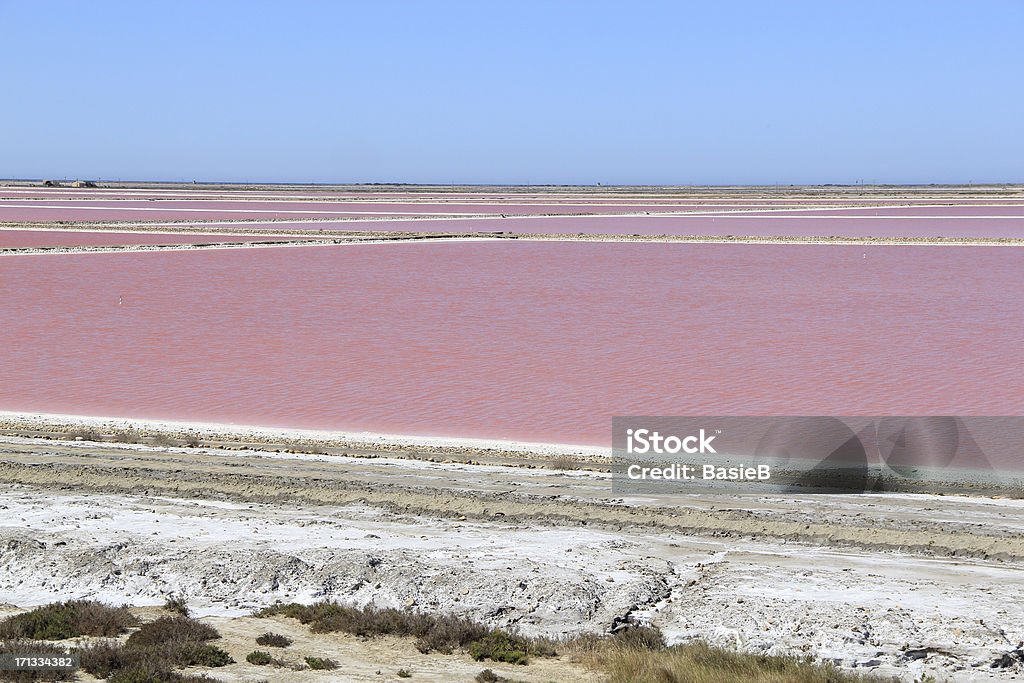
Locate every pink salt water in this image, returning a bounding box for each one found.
[2,242,1022,457]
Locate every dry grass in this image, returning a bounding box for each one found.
[573,635,892,683]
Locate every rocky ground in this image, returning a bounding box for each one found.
[1,433,1023,681]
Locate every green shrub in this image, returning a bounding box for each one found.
[246,650,273,665]
[468,631,530,665]
[179,643,233,667]
[397,669,412,678]
[304,656,338,670]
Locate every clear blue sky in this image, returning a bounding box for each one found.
[2,1,1021,185]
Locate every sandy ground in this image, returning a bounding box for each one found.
[1,431,1023,681]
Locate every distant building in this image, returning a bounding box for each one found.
[70,180,97,188]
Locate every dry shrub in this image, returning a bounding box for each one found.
[78,615,231,680]
[411,613,490,655]
[162,596,190,617]
[257,602,489,654]
[106,660,215,682]
[125,616,219,648]
[548,455,578,471]
[0,601,138,640]
[113,430,142,444]
[79,639,230,678]
[255,632,292,647]
[77,640,136,679]
[256,601,556,663]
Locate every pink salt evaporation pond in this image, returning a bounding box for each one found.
[2,242,1022,467]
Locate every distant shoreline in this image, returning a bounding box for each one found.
[5,179,1024,191]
